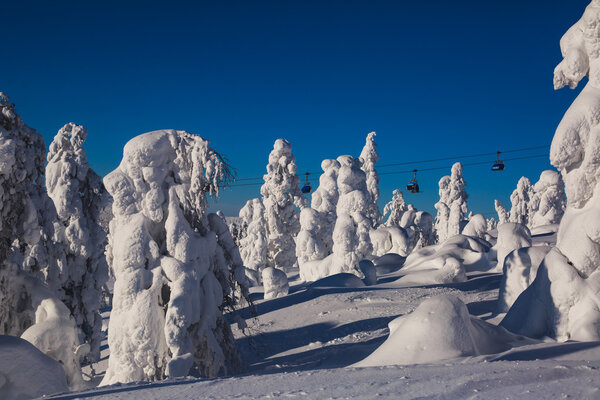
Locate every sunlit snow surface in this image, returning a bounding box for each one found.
[48,229,600,400]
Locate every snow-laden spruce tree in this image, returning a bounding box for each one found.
[502,1,600,341]
[494,199,510,224]
[310,158,340,255]
[330,155,373,275]
[383,189,407,226]
[529,170,566,227]
[260,139,307,271]
[45,122,111,362]
[296,207,327,266]
[509,177,534,226]
[435,162,468,242]
[0,93,65,336]
[102,130,248,384]
[238,198,267,284]
[359,131,381,225]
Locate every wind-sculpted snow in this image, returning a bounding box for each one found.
[435,163,468,242]
[261,139,307,271]
[45,122,110,363]
[359,131,381,224]
[102,130,246,384]
[503,0,600,341]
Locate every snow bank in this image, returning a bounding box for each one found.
[355,295,532,367]
[102,130,245,384]
[0,335,68,400]
[309,272,366,288]
[373,253,406,274]
[262,267,289,299]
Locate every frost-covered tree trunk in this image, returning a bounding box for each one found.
[359,131,381,225]
[529,170,566,227]
[509,177,534,226]
[495,200,510,224]
[383,189,407,226]
[0,93,64,337]
[260,139,307,271]
[238,198,267,283]
[502,1,600,341]
[311,159,340,255]
[45,123,111,362]
[331,155,373,275]
[102,130,247,384]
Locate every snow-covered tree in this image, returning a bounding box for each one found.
[529,170,566,227]
[509,177,534,226]
[330,155,373,275]
[238,198,267,283]
[311,158,340,256]
[359,131,381,225]
[45,122,111,362]
[296,208,327,266]
[495,200,510,224]
[383,189,407,226]
[102,130,247,384]
[435,162,468,242]
[503,1,600,341]
[260,139,307,271]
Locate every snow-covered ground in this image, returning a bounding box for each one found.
[39,229,600,399]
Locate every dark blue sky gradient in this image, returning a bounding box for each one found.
[1,0,590,216]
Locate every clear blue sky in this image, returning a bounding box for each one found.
[1,0,590,217]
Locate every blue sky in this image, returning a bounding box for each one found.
[1,0,590,217]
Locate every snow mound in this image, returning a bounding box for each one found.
[373,253,406,274]
[359,260,377,285]
[309,273,366,288]
[262,267,289,299]
[462,214,488,239]
[394,257,467,286]
[495,223,531,272]
[497,245,552,313]
[370,225,412,257]
[354,295,532,367]
[0,335,68,400]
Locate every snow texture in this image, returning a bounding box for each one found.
[358,131,381,225]
[102,130,245,384]
[260,139,307,271]
[262,267,289,299]
[355,295,532,367]
[434,162,468,242]
[45,122,111,363]
[504,1,600,341]
[0,335,68,400]
[238,198,267,282]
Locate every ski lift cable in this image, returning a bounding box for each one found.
[232,144,550,182]
[229,153,549,187]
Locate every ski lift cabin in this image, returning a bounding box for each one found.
[492,151,505,171]
[301,172,312,193]
[406,169,420,193]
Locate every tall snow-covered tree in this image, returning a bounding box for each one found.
[383,189,407,226]
[529,170,566,227]
[311,158,340,255]
[260,139,307,271]
[495,199,510,224]
[296,208,327,266]
[509,177,534,226]
[434,176,451,242]
[435,162,468,242]
[102,130,248,384]
[238,198,267,283]
[359,131,381,225]
[45,122,111,362]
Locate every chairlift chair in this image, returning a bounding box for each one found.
[492,151,505,171]
[301,172,312,193]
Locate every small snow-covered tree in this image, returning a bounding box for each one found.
[509,177,534,226]
[311,158,340,255]
[102,130,248,384]
[383,189,407,226]
[331,155,373,275]
[238,198,267,282]
[529,170,566,227]
[260,139,307,271]
[45,122,111,362]
[359,131,381,225]
[495,199,510,224]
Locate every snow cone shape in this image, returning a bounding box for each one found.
[354,295,522,367]
[261,139,307,271]
[262,267,289,299]
[503,1,600,341]
[45,122,110,362]
[102,130,245,384]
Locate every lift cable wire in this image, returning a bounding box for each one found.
[231,144,550,183]
[228,153,549,188]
